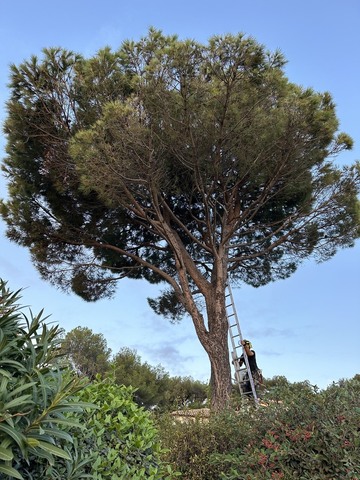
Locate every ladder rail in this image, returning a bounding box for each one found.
[226,282,259,404]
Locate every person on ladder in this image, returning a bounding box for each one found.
[239,339,263,395]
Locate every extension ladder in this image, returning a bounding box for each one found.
[225,281,259,405]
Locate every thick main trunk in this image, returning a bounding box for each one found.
[208,333,232,410]
[197,296,232,410]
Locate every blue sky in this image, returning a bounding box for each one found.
[0,0,359,388]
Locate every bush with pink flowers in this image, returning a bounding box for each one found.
[157,376,360,479]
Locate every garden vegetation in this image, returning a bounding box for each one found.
[1,279,359,478]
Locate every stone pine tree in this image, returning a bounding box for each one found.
[1,29,359,409]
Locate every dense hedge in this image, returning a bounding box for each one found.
[77,380,178,479]
[157,377,360,479]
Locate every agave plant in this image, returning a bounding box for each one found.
[0,280,95,479]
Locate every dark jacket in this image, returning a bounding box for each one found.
[240,350,259,373]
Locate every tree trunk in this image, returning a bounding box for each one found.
[194,287,233,410]
[208,332,232,410]
[174,253,233,409]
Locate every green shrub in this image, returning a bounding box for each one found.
[77,379,180,479]
[0,280,94,479]
[222,378,360,480]
[156,405,257,480]
[157,379,360,479]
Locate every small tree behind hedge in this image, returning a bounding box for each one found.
[61,326,112,379]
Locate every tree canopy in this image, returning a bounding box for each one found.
[1,29,359,408]
[61,326,112,378]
